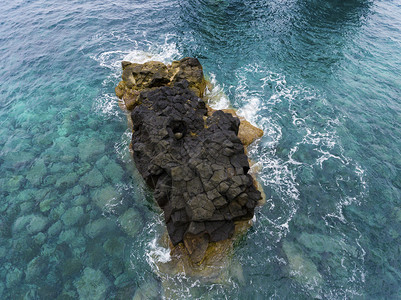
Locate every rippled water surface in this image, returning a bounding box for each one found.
[1,0,400,298]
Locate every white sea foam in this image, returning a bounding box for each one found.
[92,50,127,70]
[205,73,231,110]
[147,237,171,264]
[113,129,133,164]
[122,41,179,65]
[91,35,180,70]
[235,65,301,242]
[93,93,122,118]
[237,96,261,127]
[232,63,368,297]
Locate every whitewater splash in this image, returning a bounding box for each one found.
[231,63,367,297]
[204,73,231,110]
[92,35,181,120]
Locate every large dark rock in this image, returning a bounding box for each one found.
[116,57,261,258]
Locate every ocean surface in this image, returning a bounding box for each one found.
[0,0,400,298]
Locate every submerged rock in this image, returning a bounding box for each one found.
[117,208,142,237]
[74,267,110,300]
[85,217,117,239]
[282,240,323,290]
[61,206,84,227]
[13,214,48,235]
[6,267,23,289]
[116,57,263,265]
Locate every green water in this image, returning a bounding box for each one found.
[0,0,400,298]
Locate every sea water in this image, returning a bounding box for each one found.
[0,0,400,298]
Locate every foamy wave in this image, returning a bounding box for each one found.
[241,64,368,296]
[114,129,132,164]
[237,96,261,126]
[204,73,231,110]
[234,65,301,241]
[147,237,171,264]
[92,36,180,71]
[123,42,179,64]
[93,93,122,118]
[92,50,127,70]
[235,63,368,284]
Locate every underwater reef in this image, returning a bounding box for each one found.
[115,57,263,265]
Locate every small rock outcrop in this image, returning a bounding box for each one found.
[116,57,262,264]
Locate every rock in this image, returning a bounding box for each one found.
[56,172,79,189]
[114,273,132,288]
[20,201,34,214]
[75,162,92,176]
[33,232,46,245]
[80,167,104,187]
[117,57,206,102]
[117,208,142,237]
[26,159,47,186]
[298,232,358,258]
[103,237,125,257]
[78,138,105,162]
[133,280,160,300]
[13,214,48,235]
[72,195,89,206]
[58,229,77,244]
[85,218,117,239]
[103,160,124,184]
[25,256,46,283]
[128,82,261,246]
[108,259,124,279]
[221,109,263,147]
[61,258,82,279]
[282,240,323,289]
[183,232,209,264]
[50,202,66,220]
[95,155,111,170]
[74,267,110,300]
[116,58,263,263]
[122,61,169,90]
[43,174,57,186]
[3,151,34,170]
[61,206,84,226]
[71,185,83,196]
[7,175,24,192]
[16,188,34,203]
[169,57,207,97]
[91,185,120,209]
[49,162,67,174]
[40,198,54,212]
[0,247,6,259]
[6,267,22,288]
[48,220,63,236]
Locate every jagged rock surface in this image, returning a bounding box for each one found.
[116,57,261,251]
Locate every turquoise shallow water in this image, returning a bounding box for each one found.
[0,0,400,298]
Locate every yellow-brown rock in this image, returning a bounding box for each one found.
[122,61,169,90]
[116,57,207,111]
[169,57,207,98]
[221,109,263,147]
[153,219,252,283]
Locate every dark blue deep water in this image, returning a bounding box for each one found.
[1,0,400,298]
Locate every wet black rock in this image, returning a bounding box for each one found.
[129,74,262,246]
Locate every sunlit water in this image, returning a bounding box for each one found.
[0,0,400,298]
